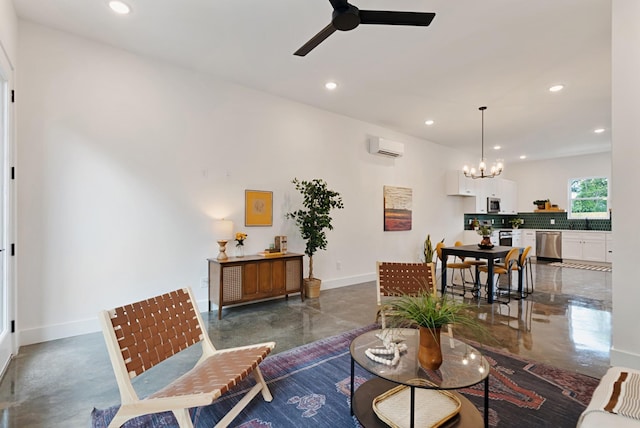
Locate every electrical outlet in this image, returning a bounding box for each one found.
[521,219,525,224]
[200,277,208,288]
[491,219,494,224]
[550,219,555,225]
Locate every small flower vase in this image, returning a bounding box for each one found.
[418,326,443,370]
[235,245,244,257]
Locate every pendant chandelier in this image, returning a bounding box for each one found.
[463,106,504,179]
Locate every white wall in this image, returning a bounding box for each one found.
[16,21,471,345]
[610,0,640,369]
[505,152,611,213]
[0,0,17,64]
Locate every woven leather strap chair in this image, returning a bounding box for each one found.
[99,287,275,428]
[375,261,436,329]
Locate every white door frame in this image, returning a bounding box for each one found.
[0,41,16,376]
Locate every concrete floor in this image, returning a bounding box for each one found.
[0,262,611,427]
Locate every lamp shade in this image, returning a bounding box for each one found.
[213,219,233,240]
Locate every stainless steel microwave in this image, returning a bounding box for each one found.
[487,197,501,213]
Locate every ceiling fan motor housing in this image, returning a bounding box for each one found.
[332,5,360,31]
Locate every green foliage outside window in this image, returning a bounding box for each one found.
[569,177,609,219]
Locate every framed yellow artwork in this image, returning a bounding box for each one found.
[245,190,273,227]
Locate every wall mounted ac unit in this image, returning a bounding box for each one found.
[368,137,404,158]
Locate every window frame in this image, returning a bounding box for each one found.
[567,176,610,220]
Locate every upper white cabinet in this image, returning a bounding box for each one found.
[446,171,476,196]
[498,179,518,214]
[446,171,517,214]
[562,232,607,262]
[473,179,496,213]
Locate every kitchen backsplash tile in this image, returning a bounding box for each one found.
[463,213,611,231]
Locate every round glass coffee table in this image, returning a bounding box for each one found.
[350,328,490,428]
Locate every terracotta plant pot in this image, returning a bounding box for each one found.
[418,326,443,370]
[304,278,321,298]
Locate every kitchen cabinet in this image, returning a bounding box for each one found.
[562,232,606,262]
[473,179,497,213]
[606,233,613,263]
[465,177,516,214]
[511,230,522,247]
[498,179,517,214]
[446,170,476,196]
[521,230,536,255]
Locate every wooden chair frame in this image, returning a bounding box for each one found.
[99,287,275,428]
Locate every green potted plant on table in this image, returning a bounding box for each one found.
[286,178,344,298]
[389,291,482,370]
[477,225,493,248]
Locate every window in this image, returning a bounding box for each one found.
[568,177,609,219]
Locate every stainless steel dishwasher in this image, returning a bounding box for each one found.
[536,231,562,261]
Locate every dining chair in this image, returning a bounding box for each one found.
[478,247,520,303]
[454,240,487,296]
[436,242,473,297]
[520,246,534,296]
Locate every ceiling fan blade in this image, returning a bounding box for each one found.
[294,23,337,56]
[359,10,436,26]
[328,0,350,10]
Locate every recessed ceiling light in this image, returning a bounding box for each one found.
[594,128,606,134]
[549,84,564,92]
[109,1,131,14]
[520,155,527,160]
[493,145,501,150]
[325,81,337,90]
[424,119,434,126]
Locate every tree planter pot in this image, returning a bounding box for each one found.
[304,278,321,298]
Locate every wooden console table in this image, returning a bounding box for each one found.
[208,253,304,319]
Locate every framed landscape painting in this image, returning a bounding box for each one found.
[245,190,273,227]
[383,185,412,231]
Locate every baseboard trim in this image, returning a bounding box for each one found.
[19,317,101,347]
[15,276,377,346]
[610,346,640,370]
[320,273,376,290]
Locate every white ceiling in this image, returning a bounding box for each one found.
[13,0,612,164]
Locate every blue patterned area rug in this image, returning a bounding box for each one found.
[91,324,599,427]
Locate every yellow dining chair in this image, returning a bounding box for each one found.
[436,241,473,297]
[478,247,520,303]
[509,246,533,297]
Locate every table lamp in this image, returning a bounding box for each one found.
[213,219,233,260]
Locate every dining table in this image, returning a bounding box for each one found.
[440,244,523,303]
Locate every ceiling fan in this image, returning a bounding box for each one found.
[294,0,436,56]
